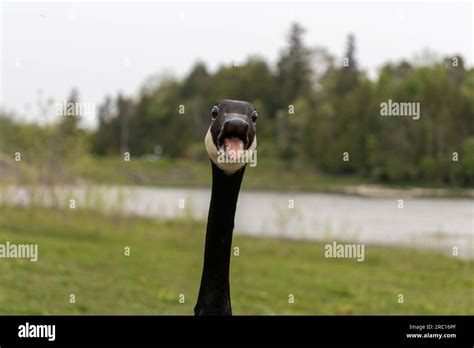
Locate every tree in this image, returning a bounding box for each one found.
[334,33,360,94]
[276,22,313,107]
[344,33,357,69]
[92,96,116,155]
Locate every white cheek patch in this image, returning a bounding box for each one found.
[205,127,219,164]
[204,127,257,175]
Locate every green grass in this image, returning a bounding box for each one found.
[63,156,472,197]
[0,206,472,315]
[3,153,472,197]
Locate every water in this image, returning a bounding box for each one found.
[2,185,473,258]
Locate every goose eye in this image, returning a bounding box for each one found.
[211,106,219,119]
[251,111,258,123]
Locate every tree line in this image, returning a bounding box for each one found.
[2,22,473,186]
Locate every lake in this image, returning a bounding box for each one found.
[2,185,473,258]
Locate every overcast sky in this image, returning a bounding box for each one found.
[1,1,472,126]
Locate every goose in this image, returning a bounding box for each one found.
[194,99,258,316]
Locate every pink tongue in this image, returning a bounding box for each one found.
[224,137,244,161]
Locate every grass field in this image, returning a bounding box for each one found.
[5,154,472,197]
[69,156,372,192]
[0,206,472,315]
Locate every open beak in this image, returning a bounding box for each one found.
[217,118,249,160]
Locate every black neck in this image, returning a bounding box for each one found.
[194,161,245,315]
